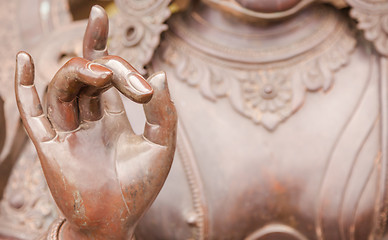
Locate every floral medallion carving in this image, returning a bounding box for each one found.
[154,5,356,130]
[347,0,388,56]
[241,71,293,129]
[109,0,172,74]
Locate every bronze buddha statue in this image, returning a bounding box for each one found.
[1,0,388,239]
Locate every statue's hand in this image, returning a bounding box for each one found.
[15,6,177,240]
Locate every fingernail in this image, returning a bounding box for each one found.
[91,5,105,15]
[127,72,153,94]
[90,5,106,21]
[87,62,112,79]
[149,72,167,91]
[16,51,34,86]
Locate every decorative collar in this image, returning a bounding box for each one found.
[154,4,356,130]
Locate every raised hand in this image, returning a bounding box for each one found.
[15,5,177,240]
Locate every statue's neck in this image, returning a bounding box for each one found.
[194,1,309,34]
[169,2,348,64]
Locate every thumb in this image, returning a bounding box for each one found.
[143,72,177,147]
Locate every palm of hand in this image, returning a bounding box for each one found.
[15,5,176,240]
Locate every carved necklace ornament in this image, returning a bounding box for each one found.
[154,4,356,130]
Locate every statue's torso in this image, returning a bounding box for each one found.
[136,4,387,239]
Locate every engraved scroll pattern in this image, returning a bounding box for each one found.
[109,0,172,74]
[347,0,388,56]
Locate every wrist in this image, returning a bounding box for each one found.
[50,218,134,240]
[44,218,89,240]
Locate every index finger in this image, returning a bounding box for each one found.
[83,5,109,61]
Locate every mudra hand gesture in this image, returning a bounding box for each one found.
[15,6,177,240]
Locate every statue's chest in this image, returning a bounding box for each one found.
[166,49,384,239]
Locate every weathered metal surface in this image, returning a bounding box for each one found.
[2,0,388,239]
